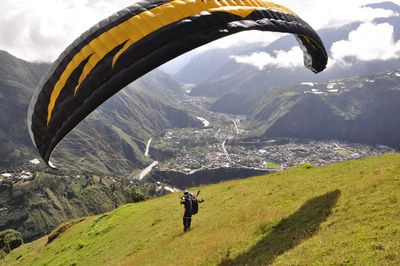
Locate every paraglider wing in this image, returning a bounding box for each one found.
[27,0,328,167]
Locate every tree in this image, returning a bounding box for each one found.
[0,229,23,253]
[0,249,6,261]
[125,186,147,203]
[3,234,12,253]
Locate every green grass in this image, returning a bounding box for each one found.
[3,154,400,265]
[265,161,281,169]
[336,149,351,156]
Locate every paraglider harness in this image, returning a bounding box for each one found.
[182,191,202,215]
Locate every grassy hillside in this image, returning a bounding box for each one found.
[3,154,400,265]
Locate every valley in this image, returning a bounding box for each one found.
[147,95,395,177]
[3,69,398,187]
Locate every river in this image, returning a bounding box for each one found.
[196,116,210,127]
[137,161,159,180]
[145,138,152,157]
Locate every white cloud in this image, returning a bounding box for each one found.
[330,22,400,66]
[230,47,304,70]
[320,6,397,29]
[279,0,399,29]
[0,0,134,62]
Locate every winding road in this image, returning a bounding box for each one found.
[223,115,239,134]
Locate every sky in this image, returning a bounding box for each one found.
[0,0,399,63]
[231,0,400,70]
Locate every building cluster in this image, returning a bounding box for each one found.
[154,122,395,173]
[231,140,394,169]
[0,170,34,184]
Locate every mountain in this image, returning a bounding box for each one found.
[211,70,400,149]
[3,153,400,265]
[0,50,202,173]
[173,43,263,85]
[365,1,400,12]
[180,2,400,98]
[52,70,202,174]
[0,51,48,168]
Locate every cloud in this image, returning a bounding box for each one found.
[330,22,400,66]
[231,20,400,70]
[279,0,399,29]
[0,0,133,62]
[230,47,304,70]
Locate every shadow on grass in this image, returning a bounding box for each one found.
[220,190,341,266]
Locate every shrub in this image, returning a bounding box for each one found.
[47,218,85,245]
[0,249,6,261]
[125,187,147,203]
[0,229,23,253]
[302,163,315,169]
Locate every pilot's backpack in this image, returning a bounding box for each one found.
[190,193,199,215]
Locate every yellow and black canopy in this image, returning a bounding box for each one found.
[28,0,328,167]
